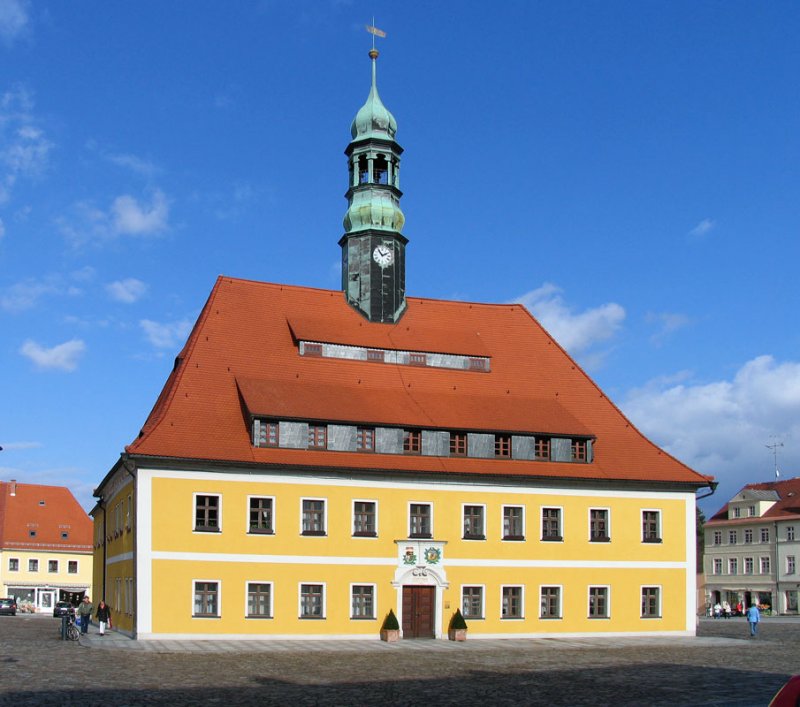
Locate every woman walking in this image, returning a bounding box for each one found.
[96,600,112,637]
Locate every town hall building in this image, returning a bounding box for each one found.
[93,47,713,640]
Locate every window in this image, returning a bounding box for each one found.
[68,561,78,574]
[48,560,58,573]
[733,507,741,518]
[449,432,467,457]
[729,530,737,545]
[301,499,326,536]
[409,353,426,366]
[247,583,272,618]
[195,494,220,532]
[299,583,324,618]
[463,505,485,540]
[748,505,756,516]
[303,342,322,357]
[367,349,384,362]
[571,439,587,462]
[788,556,796,575]
[729,558,738,574]
[744,557,754,574]
[468,357,487,371]
[8,558,18,572]
[193,581,219,617]
[588,587,609,618]
[127,494,132,529]
[28,559,38,572]
[534,437,551,460]
[760,556,771,574]
[502,586,523,618]
[307,425,327,449]
[761,527,770,543]
[249,497,274,534]
[641,587,660,618]
[788,526,796,541]
[642,511,661,543]
[713,531,722,545]
[462,586,483,619]
[542,507,562,541]
[589,509,610,542]
[409,503,432,538]
[254,419,279,448]
[494,434,511,458]
[403,429,421,454]
[351,585,375,619]
[713,558,723,574]
[744,529,753,543]
[356,427,375,452]
[540,586,561,618]
[353,501,377,537]
[503,506,524,540]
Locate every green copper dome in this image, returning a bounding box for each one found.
[350,49,397,142]
[343,189,405,233]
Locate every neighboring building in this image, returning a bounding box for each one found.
[93,48,713,640]
[704,477,800,615]
[0,480,93,611]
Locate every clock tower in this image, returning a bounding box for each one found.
[340,48,407,323]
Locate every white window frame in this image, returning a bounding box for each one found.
[744,528,753,544]
[247,495,276,535]
[48,559,59,574]
[760,556,771,574]
[299,497,327,536]
[728,557,738,575]
[298,581,326,619]
[539,584,562,619]
[461,502,487,540]
[641,508,662,543]
[640,585,662,618]
[349,582,377,619]
[245,580,274,619]
[351,498,379,538]
[28,559,38,572]
[787,526,796,541]
[501,504,525,541]
[540,505,564,542]
[713,558,723,575]
[408,501,433,538]
[761,527,770,543]
[192,492,222,533]
[744,557,754,574]
[192,579,221,618]
[588,507,611,542]
[8,557,19,572]
[713,530,722,545]
[787,556,796,575]
[500,584,525,619]
[588,585,611,619]
[460,584,485,620]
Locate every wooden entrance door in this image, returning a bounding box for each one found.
[402,586,435,638]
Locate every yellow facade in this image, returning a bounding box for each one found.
[112,467,696,639]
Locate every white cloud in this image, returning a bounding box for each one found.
[112,190,169,235]
[646,311,691,346]
[140,318,192,350]
[513,283,626,355]
[622,355,800,507]
[0,0,29,45]
[106,152,160,178]
[689,218,715,238]
[106,278,147,303]
[1,277,58,312]
[19,338,86,371]
[0,440,41,450]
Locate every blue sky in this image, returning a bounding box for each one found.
[1,1,798,515]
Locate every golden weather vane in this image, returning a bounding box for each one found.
[365,19,386,50]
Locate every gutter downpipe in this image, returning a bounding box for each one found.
[122,455,137,638]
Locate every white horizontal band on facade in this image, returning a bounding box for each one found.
[149,551,687,570]
[108,552,134,565]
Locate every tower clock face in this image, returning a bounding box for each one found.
[372,244,394,268]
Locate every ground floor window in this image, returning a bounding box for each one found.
[540,586,561,618]
[300,584,324,618]
[461,586,483,619]
[193,581,219,617]
[351,585,375,619]
[588,586,609,618]
[641,587,660,618]
[247,583,272,618]
[502,586,523,618]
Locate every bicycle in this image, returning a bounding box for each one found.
[64,611,80,641]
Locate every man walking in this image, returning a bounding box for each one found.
[77,595,93,634]
[746,602,761,637]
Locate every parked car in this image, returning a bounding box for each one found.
[53,601,73,618]
[0,598,17,616]
[769,675,800,706]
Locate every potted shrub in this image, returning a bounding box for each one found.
[448,608,468,641]
[379,609,400,642]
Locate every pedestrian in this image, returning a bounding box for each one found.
[746,602,761,637]
[77,596,93,634]
[723,600,731,618]
[713,602,722,619]
[96,600,112,636]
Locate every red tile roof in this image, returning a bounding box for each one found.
[125,277,711,487]
[0,481,93,552]
[708,477,800,523]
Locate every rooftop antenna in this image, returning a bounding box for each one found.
[765,437,784,479]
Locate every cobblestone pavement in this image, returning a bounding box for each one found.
[0,614,796,706]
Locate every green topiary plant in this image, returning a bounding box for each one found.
[449,608,468,631]
[381,608,400,631]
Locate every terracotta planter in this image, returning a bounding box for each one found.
[448,628,467,641]
[380,629,400,642]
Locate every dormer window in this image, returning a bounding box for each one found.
[356,427,375,452]
[535,437,551,460]
[254,420,279,448]
[733,507,741,518]
[495,434,511,458]
[571,439,587,462]
[468,357,487,371]
[409,353,426,366]
[748,505,756,517]
[367,349,384,362]
[403,429,421,454]
[303,343,322,357]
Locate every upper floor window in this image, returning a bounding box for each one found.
[247,583,272,618]
[249,497,274,534]
[450,432,467,457]
[409,353,427,366]
[503,506,524,541]
[299,583,324,618]
[713,558,723,574]
[729,530,737,545]
[788,556,796,575]
[744,557,754,574]
[541,508,562,541]
[540,586,561,618]
[761,527,770,543]
[463,505,485,540]
[744,529,753,543]
[642,511,661,543]
[307,424,327,450]
[366,349,384,362]
[403,429,421,454]
[195,495,220,532]
[462,586,483,619]
[410,503,432,538]
[733,507,741,518]
[748,505,756,517]
[788,526,796,541]
[48,560,58,573]
[641,587,660,618]
[193,581,219,617]
[8,558,18,572]
[502,586,523,618]
[303,342,322,357]
[494,434,511,458]
[254,420,279,448]
[353,501,377,537]
[301,499,326,536]
[468,357,487,371]
[571,439,587,462]
[28,559,38,572]
[589,509,610,542]
[760,556,771,574]
[729,557,738,574]
[356,427,375,452]
[713,530,722,545]
[588,586,609,618]
[68,561,78,574]
[534,437,551,460]
[351,585,375,619]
